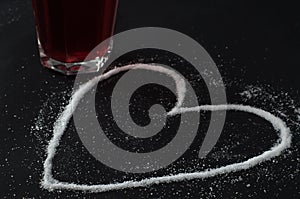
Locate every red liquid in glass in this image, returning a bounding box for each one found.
[32,0,118,63]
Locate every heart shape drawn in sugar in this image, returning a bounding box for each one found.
[41,64,292,193]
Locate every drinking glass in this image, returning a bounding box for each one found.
[32,0,118,75]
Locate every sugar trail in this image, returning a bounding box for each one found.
[240,85,300,128]
[41,64,292,192]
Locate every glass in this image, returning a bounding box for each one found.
[32,0,118,75]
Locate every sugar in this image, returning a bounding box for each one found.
[40,64,292,192]
[295,108,300,121]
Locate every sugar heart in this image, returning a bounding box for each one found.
[41,64,292,192]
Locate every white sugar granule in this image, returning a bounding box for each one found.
[41,64,292,193]
[295,108,300,121]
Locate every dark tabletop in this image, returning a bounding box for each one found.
[0,0,300,198]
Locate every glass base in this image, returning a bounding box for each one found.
[40,55,109,75]
[38,42,112,75]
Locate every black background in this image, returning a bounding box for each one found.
[0,0,299,198]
